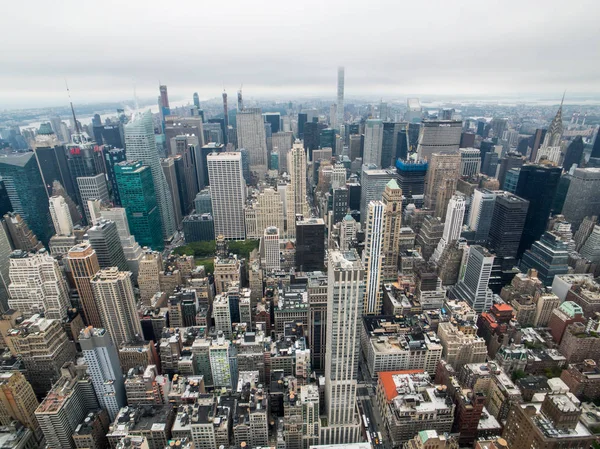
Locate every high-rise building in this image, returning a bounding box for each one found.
[424,152,461,217]
[262,227,280,271]
[396,159,427,199]
[35,362,99,449]
[296,218,325,271]
[77,174,110,223]
[451,246,495,313]
[381,122,406,168]
[80,327,125,420]
[0,225,12,312]
[363,201,384,315]
[263,112,281,134]
[561,168,600,231]
[459,148,481,177]
[487,192,529,258]
[360,165,396,224]
[497,152,525,189]
[416,120,462,161]
[289,140,309,218]
[0,152,53,244]
[237,108,268,177]
[137,250,162,306]
[271,131,294,173]
[49,195,73,236]
[8,250,70,320]
[32,129,75,200]
[363,119,384,167]
[321,250,365,445]
[125,110,176,240]
[87,220,129,271]
[65,243,102,328]
[519,232,570,286]
[432,195,466,263]
[0,372,40,436]
[514,164,561,256]
[562,136,584,172]
[336,67,345,130]
[468,189,497,242]
[115,161,164,250]
[90,267,142,346]
[160,157,183,227]
[207,152,246,240]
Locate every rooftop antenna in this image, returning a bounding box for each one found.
[65,79,81,134]
[237,84,244,111]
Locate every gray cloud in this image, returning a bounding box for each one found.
[2,0,599,108]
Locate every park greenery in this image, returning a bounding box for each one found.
[173,239,260,274]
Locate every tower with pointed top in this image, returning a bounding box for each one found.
[536,94,565,164]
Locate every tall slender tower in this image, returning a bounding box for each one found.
[363,119,384,167]
[90,267,142,346]
[222,91,229,145]
[289,140,309,217]
[125,110,176,239]
[322,249,364,444]
[381,179,403,280]
[431,194,466,263]
[363,201,384,315]
[336,67,344,130]
[49,195,73,236]
[65,243,102,328]
[236,108,268,177]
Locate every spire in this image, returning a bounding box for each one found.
[65,80,81,135]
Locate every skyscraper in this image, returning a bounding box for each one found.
[65,243,102,328]
[451,245,495,313]
[207,152,246,240]
[322,250,364,445]
[363,119,384,167]
[77,174,110,223]
[432,194,466,263]
[0,152,53,244]
[160,157,183,228]
[2,213,42,252]
[379,180,403,279]
[416,120,462,161]
[90,267,142,346]
[336,67,345,132]
[562,136,584,172]
[8,250,70,320]
[0,372,39,435]
[520,232,570,286]
[262,227,280,271]
[87,220,129,271]
[515,164,561,256]
[396,159,428,198]
[125,110,176,240]
[468,189,497,242]
[487,192,529,258]
[363,201,384,315]
[0,225,12,312]
[424,152,461,217]
[49,195,73,236]
[459,148,481,177]
[80,327,126,420]
[289,140,309,218]
[115,161,164,250]
[237,108,268,177]
[561,168,600,231]
[359,165,396,224]
[296,218,325,272]
[497,152,525,188]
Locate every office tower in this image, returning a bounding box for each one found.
[11,315,77,397]
[0,225,11,312]
[396,159,427,199]
[160,157,183,227]
[520,232,570,286]
[297,112,308,139]
[137,250,162,306]
[49,195,73,237]
[321,250,364,445]
[77,174,109,223]
[515,165,561,256]
[91,268,142,346]
[320,128,336,153]
[432,195,466,263]
[170,136,200,211]
[487,192,529,258]
[164,117,204,155]
[332,187,349,224]
[80,327,125,420]
[35,362,99,449]
[65,243,102,328]
[363,119,384,167]
[272,131,294,173]
[262,227,280,270]
[296,218,325,271]
[0,372,39,436]
[102,147,127,206]
[213,293,232,338]
[263,112,281,134]
[363,201,384,315]
[2,213,42,252]
[497,152,525,188]
[424,152,460,216]
[359,165,396,223]
[192,92,200,110]
[0,152,53,244]
[115,161,164,250]
[535,98,564,163]
[32,132,75,200]
[503,168,520,193]
[468,189,497,242]
[529,128,548,162]
[194,188,212,214]
[482,152,499,177]
[8,250,70,320]
[87,220,129,271]
[336,67,344,129]
[210,332,233,388]
[451,246,495,312]
[563,136,584,171]
[207,152,246,240]
[125,111,176,240]
[247,188,285,238]
[561,168,600,231]
[303,121,324,158]
[289,141,309,217]
[182,213,214,243]
[380,180,403,280]
[416,120,462,161]
[237,108,268,177]
[348,134,362,161]
[459,148,481,177]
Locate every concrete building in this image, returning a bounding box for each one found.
[49,195,73,236]
[381,180,403,280]
[359,165,396,225]
[562,168,600,231]
[459,148,481,177]
[87,220,129,271]
[262,227,280,271]
[451,246,495,313]
[77,174,110,224]
[363,119,384,167]
[431,195,465,263]
[417,120,462,161]
[65,243,102,328]
[423,153,461,219]
[237,108,268,176]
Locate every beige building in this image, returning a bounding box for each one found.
[66,243,102,328]
[0,372,40,435]
[214,255,241,295]
[436,321,487,367]
[137,251,163,306]
[423,153,460,219]
[381,179,403,281]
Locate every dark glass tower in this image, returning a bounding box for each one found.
[562,136,584,172]
[487,192,529,258]
[86,219,129,270]
[297,113,307,139]
[295,218,325,271]
[102,147,127,206]
[515,164,561,256]
[396,159,427,197]
[519,232,570,286]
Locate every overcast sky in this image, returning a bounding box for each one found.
[2,0,599,108]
